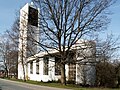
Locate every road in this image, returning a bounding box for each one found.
[0,78,70,90]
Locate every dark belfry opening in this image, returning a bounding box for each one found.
[28,6,38,27]
[26,6,39,57]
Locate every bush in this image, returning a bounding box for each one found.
[96,62,117,88]
[67,80,75,84]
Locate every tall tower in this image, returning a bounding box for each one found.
[18,2,39,79]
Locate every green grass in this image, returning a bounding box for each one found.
[2,78,120,90]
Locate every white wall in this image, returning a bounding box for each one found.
[76,64,96,85]
[27,57,61,82]
[18,3,29,80]
[75,40,96,85]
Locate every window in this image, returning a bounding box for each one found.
[36,60,39,74]
[55,57,61,75]
[43,57,49,75]
[30,61,33,74]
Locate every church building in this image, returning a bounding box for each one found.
[18,2,96,86]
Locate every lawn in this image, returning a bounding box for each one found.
[3,78,120,90]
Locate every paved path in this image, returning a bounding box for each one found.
[0,78,71,90]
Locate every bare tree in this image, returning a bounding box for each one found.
[30,0,115,85]
[6,18,19,48]
[7,16,40,81]
[0,34,18,78]
[95,34,120,87]
[0,18,20,78]
[0,36,10,77]
[114,60,120,88]
[96,34,120,62]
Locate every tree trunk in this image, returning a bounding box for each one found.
[61,63,66,85]
[6,69,8,78]
[22,63,26,82]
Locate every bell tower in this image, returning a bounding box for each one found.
[18,2,39,79]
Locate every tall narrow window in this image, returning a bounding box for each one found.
[36,60,39,74]
[30,61,33,74]
[43,57,49,75]
[55,57,61,75]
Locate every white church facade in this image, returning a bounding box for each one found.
[18,2,96,86]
